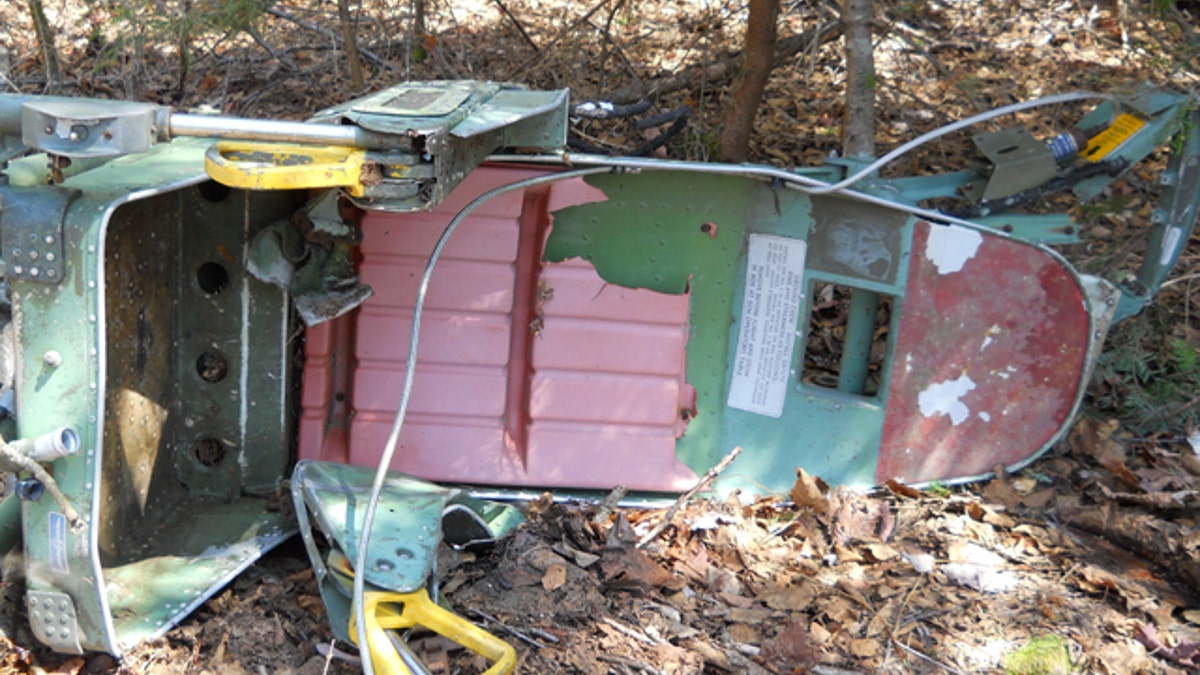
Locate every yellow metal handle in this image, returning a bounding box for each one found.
[203,142,366,196]
[350,589,517,675]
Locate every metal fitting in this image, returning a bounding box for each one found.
[11,427,80,463]
[16,478,44,501]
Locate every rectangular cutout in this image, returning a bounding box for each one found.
[801,282,894,397]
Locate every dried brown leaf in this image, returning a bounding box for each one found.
[761,620,818,673]
[601,547,673,590]
[757,581,817,611]
[542,563,568,591]
[864,542,899,562]
[1070,417,1125,465]
[884,478,922,499]
[791,467,830,512]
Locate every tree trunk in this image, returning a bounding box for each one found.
[337,0,365,90]
[718,0,780,163]
[842,0,875,158]
[27,0,62,93]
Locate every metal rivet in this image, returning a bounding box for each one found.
[29,268,39,277]
[43,351,63,367]
[13,266,23,275]
[29,250,38,260]
[44,235,54,245]
[45,252,55,262]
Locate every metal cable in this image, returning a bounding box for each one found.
[353,167,611,675]
[807,91,1117,194]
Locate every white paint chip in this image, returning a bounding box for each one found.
[918,375,977,426]
[925,224,983,274]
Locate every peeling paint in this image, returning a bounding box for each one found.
[917,375,976,426]
[980,324,1001,352]
[979,412,991,422]
[924,224,982,275]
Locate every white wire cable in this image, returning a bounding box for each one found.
[353,167,611,675]
[807,90,1117,193]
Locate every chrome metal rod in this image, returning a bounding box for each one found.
[169,113,369,147]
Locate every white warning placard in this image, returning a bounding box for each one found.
[727,234,807,418]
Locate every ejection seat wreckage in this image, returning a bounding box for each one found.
[0,81,1198,672]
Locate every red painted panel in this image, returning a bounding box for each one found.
[355,311,513,365]
[298,166,699,491]
[877,221,1090,482]
[360,259,517,311]
[532,319,688,375]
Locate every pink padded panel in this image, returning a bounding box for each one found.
[298,166,699,491]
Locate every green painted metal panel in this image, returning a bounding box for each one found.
[545,172,758,486]
[11,139,301,654]
[545,173,916,493]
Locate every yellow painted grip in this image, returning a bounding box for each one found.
[203,142,367,196]
[350,589,517,675]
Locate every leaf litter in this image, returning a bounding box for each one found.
[1,0,1200,672]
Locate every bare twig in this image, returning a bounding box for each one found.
[636,446,743,548]
[244,23,298,72]
[489,0,540,52]
[466,608,547,649]
[892,638,968,675]
[507,0,617,79]
[598,654,664,675]
[266,6,397,71]
[604,20,843,103]
[601,617,660,645]
[1161,271,1200,290]
[592,485,628,524]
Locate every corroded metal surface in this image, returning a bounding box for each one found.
[878,221,1091,482]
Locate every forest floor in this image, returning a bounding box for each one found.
[3,0,1200,673]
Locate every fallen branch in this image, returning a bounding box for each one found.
[1061,504,1200,597]
[1099,485,1200,509]
[636,446,742,548]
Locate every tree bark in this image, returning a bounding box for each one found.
[337,0,366,90]
[842,0,875,158]
[27,0,62,93]
[718,0,780,163]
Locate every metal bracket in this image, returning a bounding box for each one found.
[0,185,78,283]
[964,128,1057,202]
[21,99,163,158]
[310,81,568,211]
[27,590,84,655]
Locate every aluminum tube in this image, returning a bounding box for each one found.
[169,113,370,147]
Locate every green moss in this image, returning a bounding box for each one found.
[1004,636,1072,675]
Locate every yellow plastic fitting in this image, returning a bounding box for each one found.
[348,588,517,675]
[203,142,367,196]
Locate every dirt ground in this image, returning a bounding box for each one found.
[3,0,1200,673]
